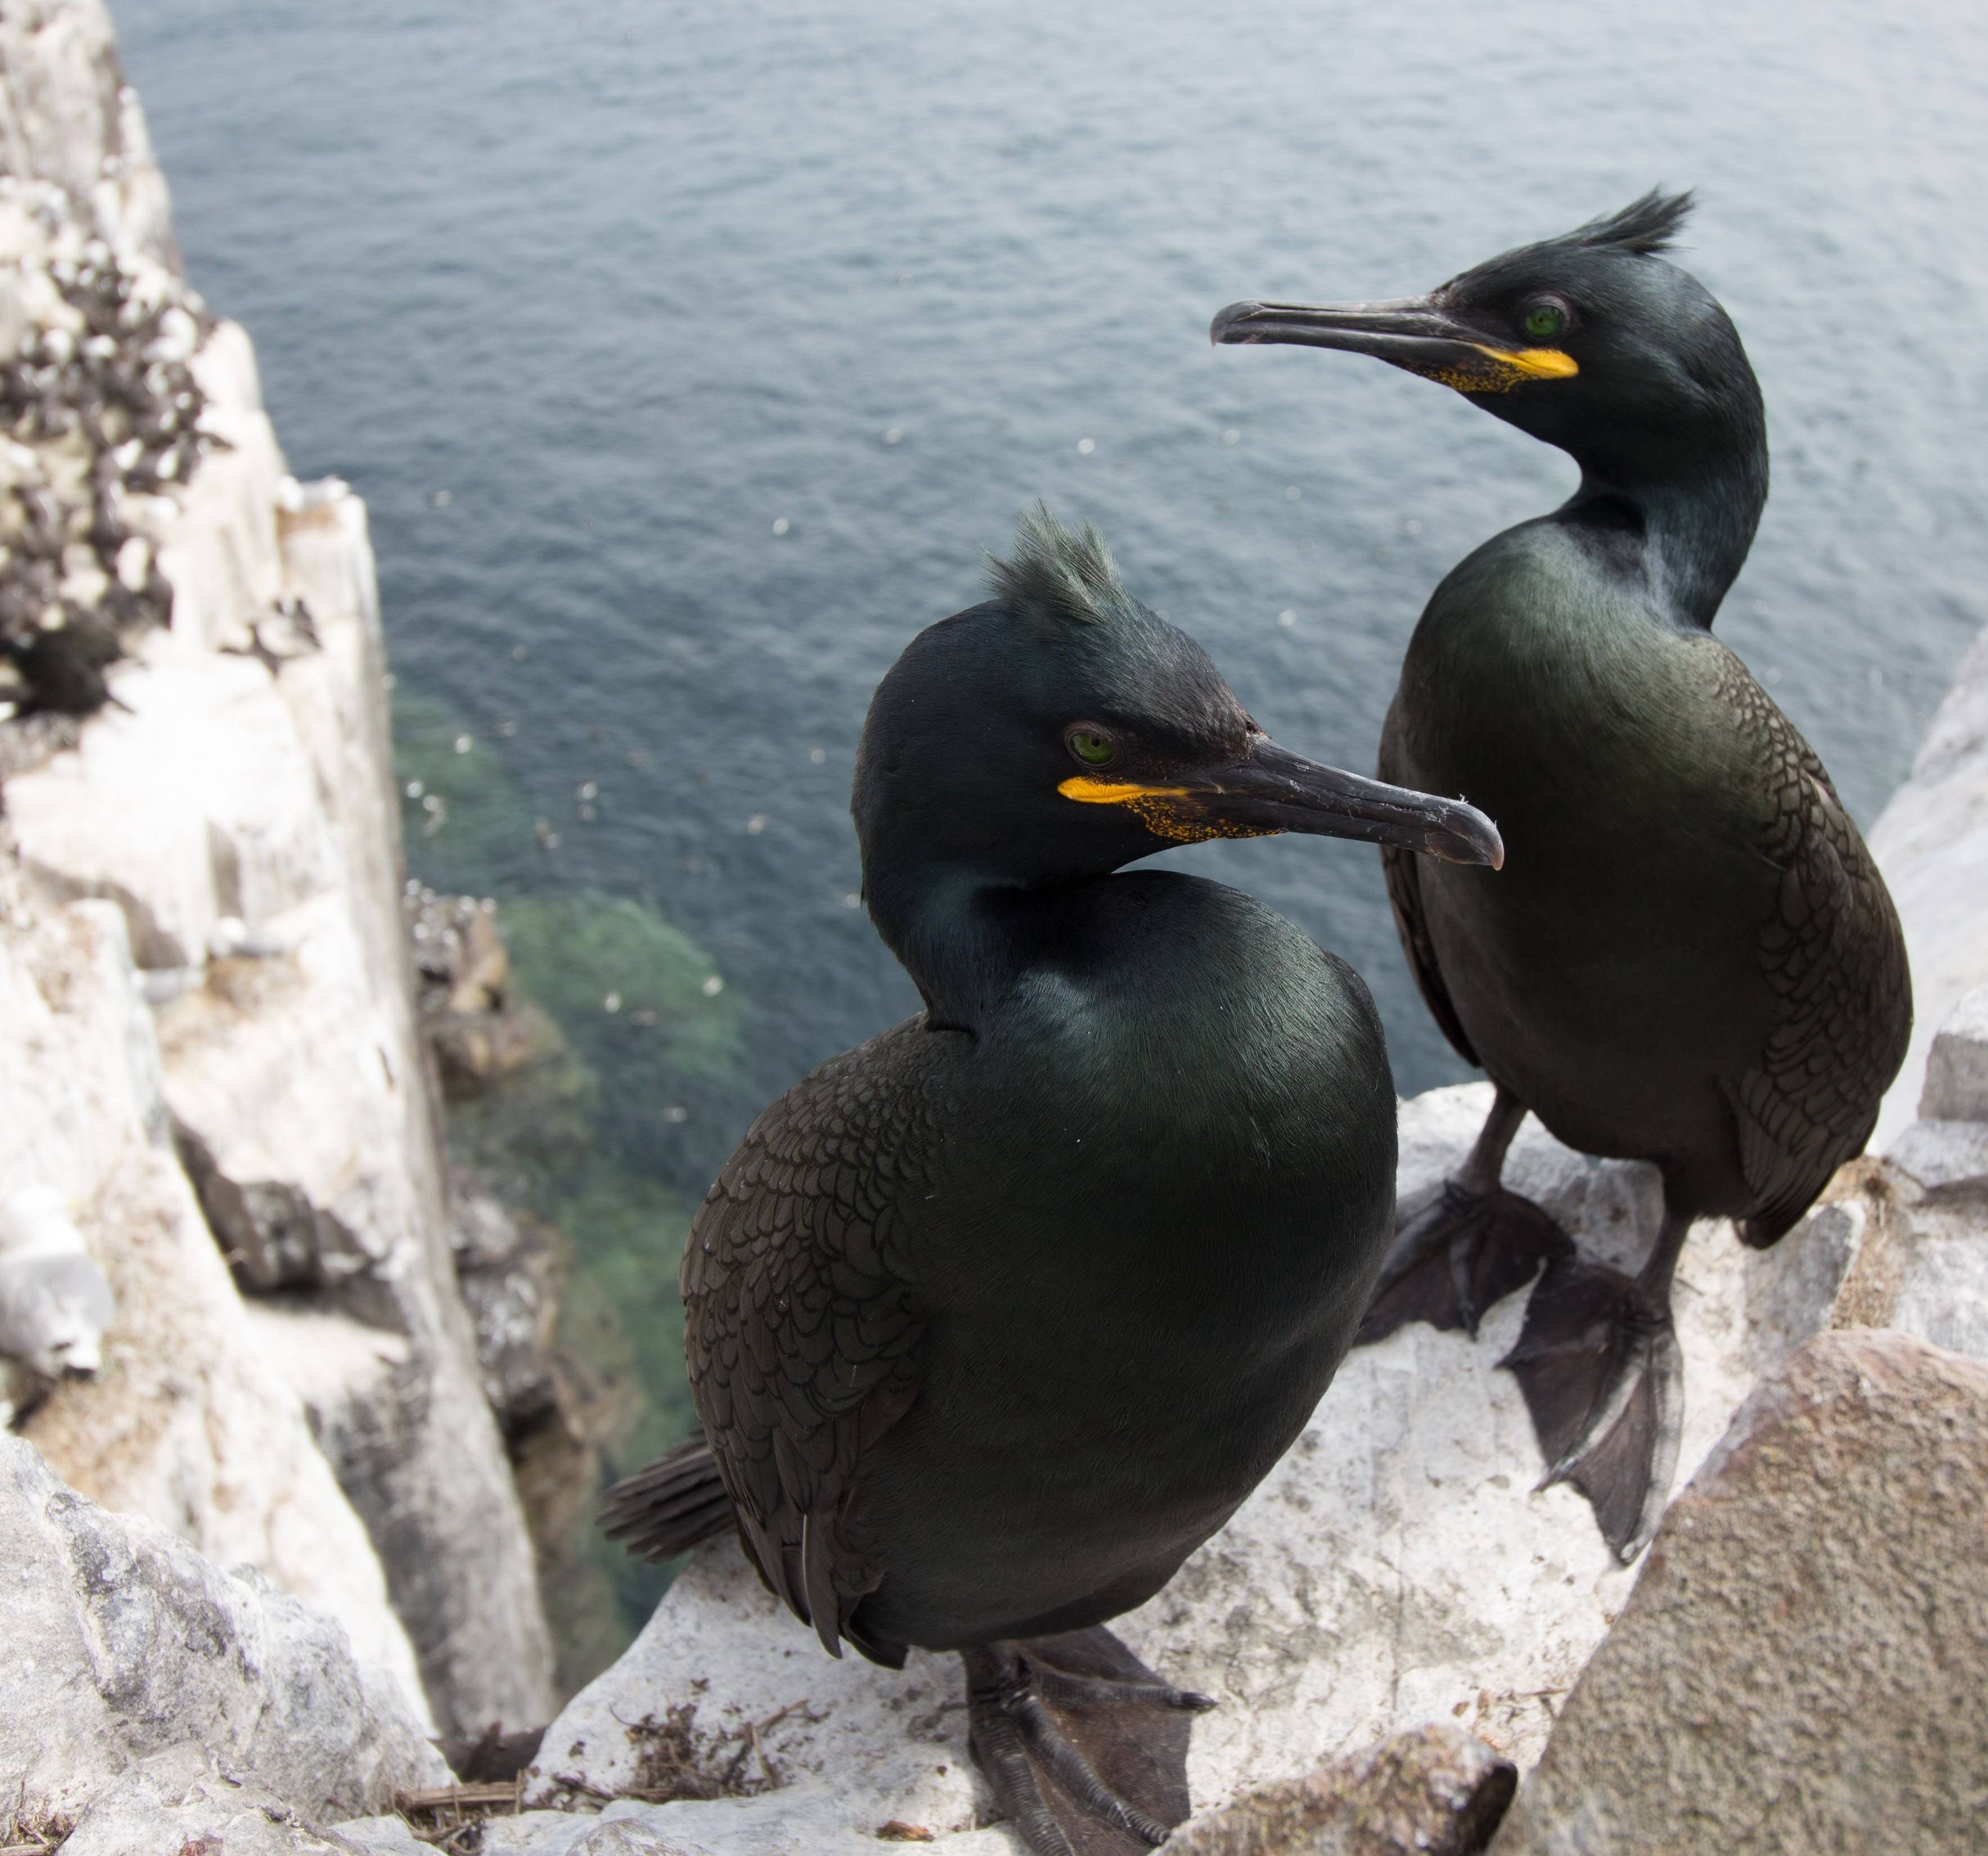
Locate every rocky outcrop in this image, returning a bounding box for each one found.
[0,1431,447,1824]
[60,1754,383,1856]
[1800,980,1988,1366]
[1,891,428,1720]
[1869,624,1988,1146]
[0,0,174,271]
[408,883,552,1091]
[0,0,553,1740]
[452,1169,628,1664]
[1169,1726,1514,1856]
[1488,1330,1988,1855]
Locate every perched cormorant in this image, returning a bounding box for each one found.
[1212,192,1911,1560]
[5,611,124,717]
[604,508,1500,1853]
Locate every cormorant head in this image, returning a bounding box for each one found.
[853,507,1500,956]
[1212,191,1763,484]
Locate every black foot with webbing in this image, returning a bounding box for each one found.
[965,1626,1213,1855]
[1500,1219,1688,1563]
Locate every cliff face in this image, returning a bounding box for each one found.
[0,0,552,1737]
[1869,625,1988,1148]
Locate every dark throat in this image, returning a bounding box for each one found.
[863,854,1035,1036]
[1562,398,1768,629]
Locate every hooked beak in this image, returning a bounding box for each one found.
[1061,737,1503,868]
[1210,295,1576,394]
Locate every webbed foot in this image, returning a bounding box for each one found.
[964,1627,1212,1855]
[1500,1249,1683,1562]
[1356,1181,1572,1346]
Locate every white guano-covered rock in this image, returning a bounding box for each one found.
[0,83,555,1726]
[1919,980,1988,1122]
[1806,1152,1988,1371]
[0,895,432,1723]
[60,1747,380,1856]
[1167,1723,1515,1856]
[0,1431,447,1822]
[0,0,176,267]
[523,1083,1868,1849]
[1870,620,1988,1147]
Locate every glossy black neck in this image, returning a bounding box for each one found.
[1558,395,1768,629]
[865,857,1032,1034]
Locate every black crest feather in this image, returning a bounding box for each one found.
[987,503,1125,626]
[1560,188,1695,258]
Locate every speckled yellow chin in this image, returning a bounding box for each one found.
[1056,774,1277,846]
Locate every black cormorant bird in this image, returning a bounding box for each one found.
[5,610,125,717]
[603,508,1501,1854]
[1211,192,1911,1561]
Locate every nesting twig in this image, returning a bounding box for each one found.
[393,1776,525,1851]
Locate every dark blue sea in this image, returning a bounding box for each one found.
[119,0,1988,1111]
[114,0,1988,1661]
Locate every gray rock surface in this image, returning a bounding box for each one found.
[407,886,550,1091]
[1488,1328,1988,1855]
[330,1817,432,1856]
[522,1083,1869,1848]
[0,1431,448,1822]
[481,1795,1018,1856]
[1168,1724,1514,1855]
[1,894,429,1719]
[0,0,176,269]
[1797,1149,1988,1373]
[1918,980,1988,1121]
[59,1747,377,1856]
[1870,620,1988,1147]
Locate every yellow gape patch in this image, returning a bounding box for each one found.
[1424,344,1580,394]
[1056,776,1277,845]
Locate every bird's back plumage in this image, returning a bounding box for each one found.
[1380,522,1908,1232]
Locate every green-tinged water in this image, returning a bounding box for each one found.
[394,689,745,1678]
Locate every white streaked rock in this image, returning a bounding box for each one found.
[0,226,555,1731]
[1,897,432,1725]
[1870,621,1988,1148]
[0,1431,447,1822]
[1919,981,1988,1122]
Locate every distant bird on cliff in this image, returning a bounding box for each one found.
[5,611,125,718]
[1212,191,1911,1561]
[0,1187,114,1384]
[603,507,1502,1855]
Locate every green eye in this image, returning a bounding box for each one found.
[1523,302,1566,341]
[1067,729,1115,765]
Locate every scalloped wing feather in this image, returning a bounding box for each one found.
[682,1019,941,1659]
[1713,652,1911,1243]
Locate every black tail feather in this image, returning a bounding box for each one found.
[600,1435,736,1562]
